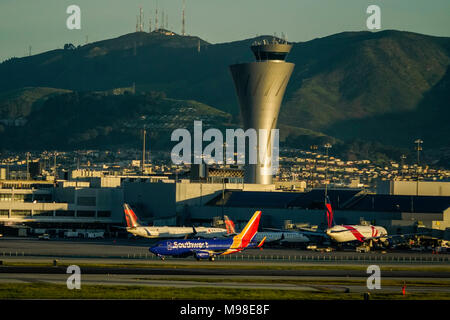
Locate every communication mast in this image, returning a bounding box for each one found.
[137,7,144,32]
[182,0,186,36]
[142,128,147,174]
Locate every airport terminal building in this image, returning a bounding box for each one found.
[0,176,449,240]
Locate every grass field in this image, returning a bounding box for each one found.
[3,260,450,273]
[134,277,450,288]
[0,283,449,300]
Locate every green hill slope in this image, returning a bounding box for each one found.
[0,30,449,161]
[0,89,232,151]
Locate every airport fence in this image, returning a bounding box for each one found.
[119,252,450,264]
[2,250,449,264]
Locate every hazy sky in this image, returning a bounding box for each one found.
[1,0,449,62]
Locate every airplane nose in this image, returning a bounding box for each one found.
[149,246,158,254]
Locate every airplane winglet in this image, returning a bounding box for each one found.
[257,236,266,248]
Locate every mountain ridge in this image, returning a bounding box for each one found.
[0,29,449,165]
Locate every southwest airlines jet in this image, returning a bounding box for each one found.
[123,204,235,239]
[149,210,266,261]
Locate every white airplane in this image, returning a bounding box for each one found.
[326,224,388,243]
[324,197,388,244]
[123,204,236,239]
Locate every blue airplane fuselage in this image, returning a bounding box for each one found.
[149,238,258,258]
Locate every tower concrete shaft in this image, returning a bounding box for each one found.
[229,40,294,184]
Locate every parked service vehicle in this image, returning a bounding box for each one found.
[64,231,79,238]
[356,245,371,253]
[38,234,50,240]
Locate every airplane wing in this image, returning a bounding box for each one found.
[360,231,431,242]
[384,232,431,239]
[263,227,324,235]
[183,226,198,239]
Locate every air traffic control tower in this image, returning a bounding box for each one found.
[229,39,294,184]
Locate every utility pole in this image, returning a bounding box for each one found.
[324,143,332,201]
[53,152,57,179]
[400,154,406,179]
[142,128,146,174]
[415,139,423,196]
[26,152,30,180]
[309,145,318,188]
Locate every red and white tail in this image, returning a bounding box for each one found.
[123,203,141,228]
[224,215,236,234]
[230,211,262,249]
[325,197,334,229]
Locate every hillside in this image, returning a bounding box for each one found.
[0,29,449,164]
[281,31,450,145]
[0,89,232,151]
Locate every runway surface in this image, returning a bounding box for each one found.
[0,272,449,294]
[0,237,448,264]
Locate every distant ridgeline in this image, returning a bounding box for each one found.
[0,30,449,166]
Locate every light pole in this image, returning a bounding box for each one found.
[324,143,332,201]
[142,128,146,174]
[310,145,318,188]
[400,154,406,179]
[414,139,423,196]
[26,152,30,180]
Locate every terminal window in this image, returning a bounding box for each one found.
[13,194,33,202]
[0,210,8,216]
[97,210,111,217]
[33,210,54,217]
[0,194,12,201]
[77,196,96,206]
[33,194,52,202]
[55,210,75,217]
[77,210,95,217]
[11,210,32,216]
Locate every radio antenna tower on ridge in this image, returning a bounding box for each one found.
[139,7,144,32]
[182,0,186,36]
[155,3,159,30]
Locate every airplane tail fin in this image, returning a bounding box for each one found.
[123,203,141,228]
[231,211,262,249]
[325,197,334,229]
[224,215,236,234]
